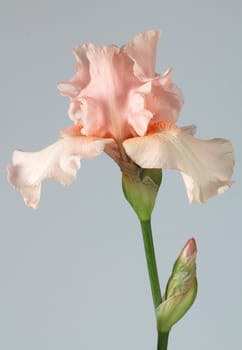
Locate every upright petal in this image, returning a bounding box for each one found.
[58,38,155,141]
[122,30,160,80]
[57,44,91,98]
[146,68,183,124]
[7,136,107,208]
[123,128,234,203]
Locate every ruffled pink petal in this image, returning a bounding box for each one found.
[58,35,162,141]
[146,68,183,124]
[123,128,234,203]
[7,136,107,208]
[57,45,91,98]
[126,82,153,135]
[78,45,143,139]
[122,30,160,80]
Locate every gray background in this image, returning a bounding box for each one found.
[0,1,241,349]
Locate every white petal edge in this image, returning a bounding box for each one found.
[123,129,234,203]
[7,136,108,208]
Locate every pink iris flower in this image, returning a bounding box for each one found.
[8,30,234,208]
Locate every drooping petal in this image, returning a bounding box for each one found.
[122,30,160,80]
[123,128,234,203]
[7,136,108,208]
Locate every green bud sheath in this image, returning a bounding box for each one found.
[122,166,162,221]
[156,238,198,332]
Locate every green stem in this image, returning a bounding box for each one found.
[140,220,162,308]
[140,220,170,350]
[157,332,169,350]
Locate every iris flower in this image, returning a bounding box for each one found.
[8,30,234,208]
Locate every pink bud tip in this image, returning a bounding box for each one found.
[182,238,197,262]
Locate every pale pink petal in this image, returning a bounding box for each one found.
[7,136,107,208]
[58,32,185,142]
[126,82,153,135]
[122,30,160,80]
[61,43,153,140]
[57,83,79,98]
[58,32,184,145]
[60,125,83,137]
[57,45,91,97]
[78,45,141,139]
[123,129,234,203]
[68,98,87,125]
[146,68,183,124]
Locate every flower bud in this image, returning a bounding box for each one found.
[156,238,197,332]
[122,165,162,221]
